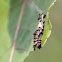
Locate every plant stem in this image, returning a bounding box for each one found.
[9,0,26,62]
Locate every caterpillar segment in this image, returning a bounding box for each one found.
[33,13,46,50]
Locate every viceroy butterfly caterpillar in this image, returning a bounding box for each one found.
[33,13,46,50]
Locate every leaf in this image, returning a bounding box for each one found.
[42,0,56,46]
[42,16,52,47]
[0,0,56,62]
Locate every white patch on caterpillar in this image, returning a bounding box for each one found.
[33,13,46,50]
[38,22,43,29]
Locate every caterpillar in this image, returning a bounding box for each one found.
[33,13,46,50]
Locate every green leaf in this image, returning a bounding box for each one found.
[41,0,56,46]
[0,0,56,62]
[42,16,52,47]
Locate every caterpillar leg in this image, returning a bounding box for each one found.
[33,45,36,51]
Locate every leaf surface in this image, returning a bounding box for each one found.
[0,0,56,62]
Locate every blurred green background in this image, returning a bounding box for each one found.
[24,0,62,62]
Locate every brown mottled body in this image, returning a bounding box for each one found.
[33,13,46,50]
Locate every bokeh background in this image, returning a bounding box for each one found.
[24,0,62,62]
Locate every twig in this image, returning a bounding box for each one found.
[9,0,26,62]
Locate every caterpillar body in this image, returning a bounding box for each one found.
[33,13,46,50]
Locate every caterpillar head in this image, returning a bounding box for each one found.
[38,13,46,20]
[33,42,41,50]
[36,42,41,49]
